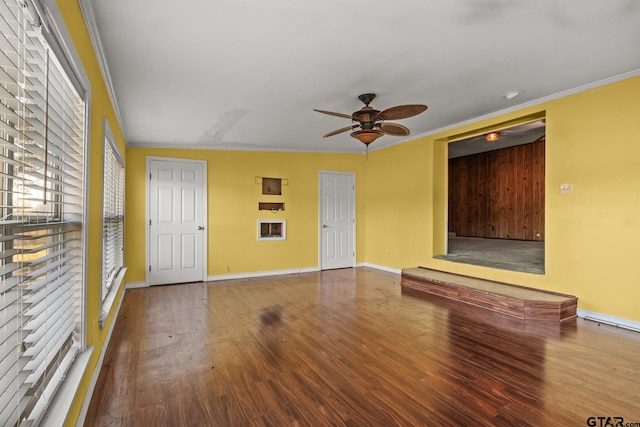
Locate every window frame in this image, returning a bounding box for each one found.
[99,118,125,328]
[0,0,93,425]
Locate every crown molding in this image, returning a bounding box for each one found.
[77,0,128,147]
[371,69,640,153]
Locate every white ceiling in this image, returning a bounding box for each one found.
[88,0,640,153]
[448,120,545,159]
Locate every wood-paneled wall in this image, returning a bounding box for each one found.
[448,140,545,241]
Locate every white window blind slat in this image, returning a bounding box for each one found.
[1,359,29,392]
[0,62,21,94]
[0,118,18,134]
[0,274,20,294]
[0,299,18,329]
[0,151,22,167]
[19,154,80,181]
[0,84,22,111]
[23,295,73,359]
[21,103,84,152]
[0,288,16,311]
[22,296,75,376]
[24,269,75,311]
[24,267,73,296]
[0,261,21,276]
[0,234,22,243]
[25,250,76,280]
[24,316,74,384]
[0,392,19,427]
[20,170,78,190]
[0,10,18,49]
[0,46,20,79]
[0,337,22,378]
[0,352,20,383]
[0,99,17,118]
[0,137,20,153]
[23,237,74,254]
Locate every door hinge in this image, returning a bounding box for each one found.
[149,173,152,180]
[149,219,152,226]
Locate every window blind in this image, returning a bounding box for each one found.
[0,0,86,425]
[102,135,124,301]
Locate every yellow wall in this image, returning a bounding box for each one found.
[544,78,640,319]
[364,139,433,268]
[365,76,640,322]
[125,148,367,281]
[55,1,128,425]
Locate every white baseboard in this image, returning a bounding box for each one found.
[577,309,640,333]
[75,286,127,427]
[147,267,639,335]
[207,266,319,281]
[132,265,388,286]
[362,263,402,275]
[125,281,148,289]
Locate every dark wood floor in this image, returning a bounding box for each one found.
[85,268,640,426]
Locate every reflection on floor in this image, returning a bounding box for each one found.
[85,268,640,426]
[435,235,544,274]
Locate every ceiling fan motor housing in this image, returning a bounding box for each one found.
[352,106,380,129]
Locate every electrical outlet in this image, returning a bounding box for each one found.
[560,183,573,194]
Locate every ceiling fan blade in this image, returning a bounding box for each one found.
[379,122,410,136]
[323,125,357,138]
[377,104,428,121]
[313,109,352,119]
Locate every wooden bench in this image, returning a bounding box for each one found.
[401,267,577,322]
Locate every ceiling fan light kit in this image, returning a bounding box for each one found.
[315,93,428,146]
[351,129,385,145]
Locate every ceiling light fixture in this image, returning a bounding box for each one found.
[484,131,500,142]
[350,129,385,145]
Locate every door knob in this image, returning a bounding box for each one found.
[322,224,328,228]
[197,226,205,230]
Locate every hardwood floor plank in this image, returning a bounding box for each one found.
[84,268,640,426]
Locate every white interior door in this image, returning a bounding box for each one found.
[320,171,355,270]
[148,158,207,285]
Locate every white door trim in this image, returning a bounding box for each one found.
[318,170,356,270]
[146,156,208,285]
